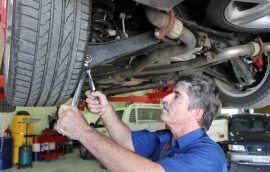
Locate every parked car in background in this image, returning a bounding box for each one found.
[79,103,165,159]
[226,113,270,171]
[206,116,228,144]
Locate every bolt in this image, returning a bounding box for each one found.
[154,31,160,37]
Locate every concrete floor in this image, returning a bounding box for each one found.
[3,149,270,172]
[4,149,106,172]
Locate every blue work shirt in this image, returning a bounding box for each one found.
[131,129,227,172]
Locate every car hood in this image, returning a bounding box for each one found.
[229,131,270,143]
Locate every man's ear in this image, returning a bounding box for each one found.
[190,108,204,121]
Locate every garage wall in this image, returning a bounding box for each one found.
[0,106,57,136]
[0,99,129,137]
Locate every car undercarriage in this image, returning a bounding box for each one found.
[1,0,270,109]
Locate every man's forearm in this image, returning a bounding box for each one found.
[102,104,133,150]
[79,127,164,172]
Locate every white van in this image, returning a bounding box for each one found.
[80,104,165,159]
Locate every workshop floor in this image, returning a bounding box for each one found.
[4,149,105,172]
[3,148,270,172]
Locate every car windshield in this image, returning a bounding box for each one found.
[230,115,270,133]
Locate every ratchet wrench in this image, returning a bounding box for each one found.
[71,56,97,107]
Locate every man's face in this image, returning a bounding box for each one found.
[160,86,192,126]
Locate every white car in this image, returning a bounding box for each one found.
[80,103,165,159]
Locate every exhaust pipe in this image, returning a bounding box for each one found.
[133,41,270,76]
[145,7,196,50]
[217,42,270,60]
[126,8,197,74]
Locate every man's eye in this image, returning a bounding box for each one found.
[174,94,182,101]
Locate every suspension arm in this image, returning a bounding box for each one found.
[86,32,161,68]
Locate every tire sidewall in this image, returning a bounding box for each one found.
[218,56,270,108]
[207,0,269,33]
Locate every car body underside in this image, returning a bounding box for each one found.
[1,0,270,109]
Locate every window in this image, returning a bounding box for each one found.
[95,118,104,128]
[137,108,161,121]
[230,115,269,132]
[129,109,136,123]
[116,110,124,120]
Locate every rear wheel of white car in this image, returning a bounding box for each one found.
[207,0,270,32]
[79,144,94,159]
[79,144,88,159]
[4,0,91,106]
[228,162,237,172]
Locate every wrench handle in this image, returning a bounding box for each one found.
[71,72,86,107]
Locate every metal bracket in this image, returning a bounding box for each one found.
[86,32,161,68]
[231,58,256,86]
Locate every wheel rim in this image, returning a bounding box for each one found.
[3,0,13,88]
[215,55,270,98]
[224,0,270,29]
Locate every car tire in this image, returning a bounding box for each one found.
[0,99,16,112]
[79,144,94,160]
[215,55,270,109]
[207,0,270,32]
[4,0,91,106]
[229,162,238,172]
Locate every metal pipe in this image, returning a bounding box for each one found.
[145,8,169,28]
[132,45,187,73]
[180,28,197,50]
[118,8,197,74]
[97,41,270,86]
[217,42,270,60]
[263,42,270,52]
[145,7,197,47]
[133,42,270,76]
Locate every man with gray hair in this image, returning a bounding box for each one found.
[55,74,227,172]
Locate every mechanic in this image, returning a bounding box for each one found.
[55,75,227,172]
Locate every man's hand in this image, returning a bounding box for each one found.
[85,91,112,118]
[55,105,90,140]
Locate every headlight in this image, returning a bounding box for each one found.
[228,144,246,151]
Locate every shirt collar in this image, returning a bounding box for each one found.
[177,128,205,150]
[158,129,205,150]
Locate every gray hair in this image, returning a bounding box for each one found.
[176,75,221,131]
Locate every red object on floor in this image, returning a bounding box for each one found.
[38,130,65,160]
[0,92,5,99]
[0,75,5,99]
[0,75,4,87]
